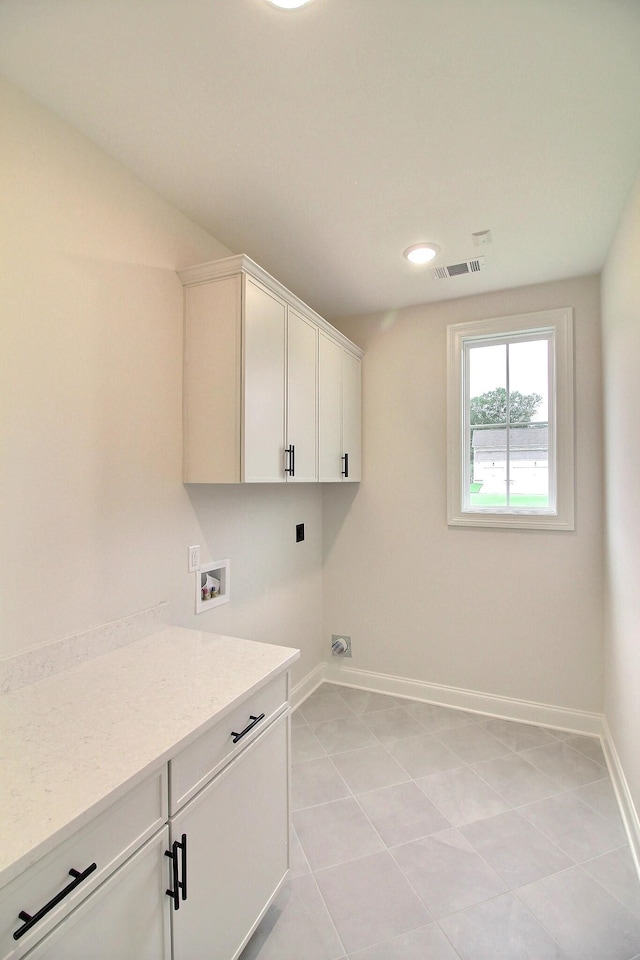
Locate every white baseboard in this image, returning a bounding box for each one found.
[322,662,605,736]
[290,663,326,710]
[601,717,640,878]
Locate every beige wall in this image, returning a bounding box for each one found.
[0,77,323,685]
[325,275,604,713]
[601,172,640,811]
[0,72,617,726]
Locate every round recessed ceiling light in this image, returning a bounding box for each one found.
[403,243,440,265]
[265,0,314,7]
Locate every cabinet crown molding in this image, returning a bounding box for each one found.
[178,254,363,358]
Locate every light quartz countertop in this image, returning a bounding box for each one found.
[0,627,299,891]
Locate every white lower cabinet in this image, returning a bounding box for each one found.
[4,671,292,960]
[169,712,289,960]
[1,769,167,960]
[22,830,171,960]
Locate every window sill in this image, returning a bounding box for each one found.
[448,509,574,531]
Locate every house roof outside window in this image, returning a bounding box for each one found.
[472,426,548,462]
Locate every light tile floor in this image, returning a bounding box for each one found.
[240,684,640,960]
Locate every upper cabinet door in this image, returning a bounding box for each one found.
[243,279,287,482]
[318,332,343,482]
[286,308,318,482]
[342,351,362,482]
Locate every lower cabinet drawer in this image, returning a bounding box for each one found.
[169,672,288,814]
[1,767,167,960]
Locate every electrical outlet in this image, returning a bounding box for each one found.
[188,545,200,572]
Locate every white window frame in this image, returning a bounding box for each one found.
[447,307,574,531]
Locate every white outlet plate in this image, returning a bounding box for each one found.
[188,545,200,572]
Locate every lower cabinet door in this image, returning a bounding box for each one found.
[22,829,171,960]
[170,712,289,960]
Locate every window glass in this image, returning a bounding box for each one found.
[466,337,550,511]
[447,309,574,530]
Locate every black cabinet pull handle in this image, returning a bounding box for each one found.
[231,712,265,744]
[341,452,349,478]
[13,862,97,940]
[285,445,295,477]
[165,834,187,910]
[165,843,179,911]
[180,832,187,903]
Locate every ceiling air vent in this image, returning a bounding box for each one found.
[432,256,485,279]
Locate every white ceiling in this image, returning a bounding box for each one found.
[1,0,640,320]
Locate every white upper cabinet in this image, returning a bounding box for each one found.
[342,348,362,482]
[318,333,342,482]
[318,332,362,483]
[180,255,361,484]
[286,307,318,482]
[243,278,287,482]
[182,275,241,483]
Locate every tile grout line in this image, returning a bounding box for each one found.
[287,687,640,960]
[510,880,579,960]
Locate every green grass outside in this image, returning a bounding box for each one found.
[469,492,549,508]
